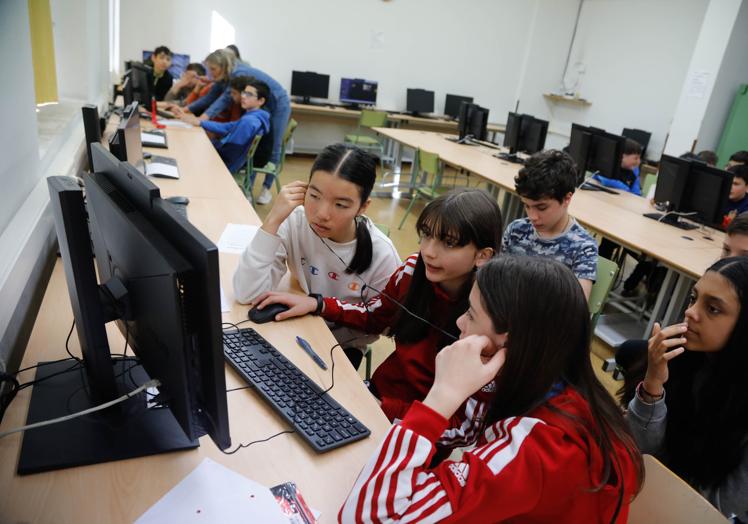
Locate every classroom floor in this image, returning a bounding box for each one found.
[250,154,620,399]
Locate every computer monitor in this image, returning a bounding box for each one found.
[406,88,435,115]
[82,105,102,171]
[142,50,190,79]
[444,94,473,119]
[588,131,626,181]
[339,78,378,106]
[290,71,330,102]
[683,162,734,228]
[110,102,145,173]
[121,75,133,107]
[22,144,230,474]
[503,113,548,155]
[125,62,152,105]
[468,105,489,141]
[568,124,593,183]
[653,154,691,211]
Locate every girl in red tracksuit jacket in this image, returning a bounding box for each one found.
[255,189,504,449]
[339,256,643,523]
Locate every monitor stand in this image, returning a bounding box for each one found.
[17,359,198,475]
[642,212,699,231]
[495,152,525,164]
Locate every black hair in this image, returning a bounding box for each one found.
[186,62,206,76]
[515,150,577,202]
[623,139,642,157]
[153,46,172,58]
[655,256,748,489]
[679,151,700,162]
[727,212,748,236]
[309,144,377,274]
[728,163,748,184]
[477,256,643,506]
[390,189,503,345]
[229,75,252,92]
[246,78,269,107]
[226,44,241,59]
[729,150,748,164]
[697,150,718,166]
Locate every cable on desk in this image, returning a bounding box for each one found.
[0,379,161,440]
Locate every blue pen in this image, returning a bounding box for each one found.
[295,336,328,370]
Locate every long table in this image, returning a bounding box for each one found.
[373,127,724,341]
[0,125,390,523]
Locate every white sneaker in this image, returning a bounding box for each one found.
[256,187,273,205]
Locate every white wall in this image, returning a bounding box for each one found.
[696,0,748,154]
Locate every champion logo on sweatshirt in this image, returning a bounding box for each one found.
[448,462,469,487]
[348,281,361,291]
[328,272,339,280]
[309,266,319,275]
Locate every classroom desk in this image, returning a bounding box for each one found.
[373,127,724,340]
[0,125,390,523]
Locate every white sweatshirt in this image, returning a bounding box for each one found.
[233,206,401,350]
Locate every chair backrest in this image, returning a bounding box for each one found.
[246,134,262,162]
[589,256,618,319]
[277,118,298,172]
[641,173,657,197]
[418,149,440,176]
[359,109,388,128]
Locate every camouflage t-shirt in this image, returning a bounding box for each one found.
[502,217,598,281]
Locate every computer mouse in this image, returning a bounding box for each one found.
[248,303,290,324]
[143,152,152,160]
[166,195,189,205]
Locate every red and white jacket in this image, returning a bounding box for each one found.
[339,387,639,523]
[322,254,492,448]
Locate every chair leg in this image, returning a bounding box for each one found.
[364,346,372,381]
[398,193,419,230]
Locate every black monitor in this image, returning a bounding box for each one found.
[444,94,473,119]
[110,102,145,173]
[653,154,691,211]
[121,75,133,107]
[683,162,734,228]
[290,71,330,102]
[622,128,651,158]
[82,105,102,171]
[588,131,625,181]
[22,144,230,474]
[126,62,152,105]
[503,113,548,155]
[406,88,434,115]
[468,105,489,141]
[339,78,378,106]
[568,124,593,183]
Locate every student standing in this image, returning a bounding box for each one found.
[339,257,642,523]
[146,46,174,101]
[502,150,598,298]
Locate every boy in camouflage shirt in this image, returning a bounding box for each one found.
[502,150,598,298]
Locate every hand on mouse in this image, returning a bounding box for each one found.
[253,291,318,321]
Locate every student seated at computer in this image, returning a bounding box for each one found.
[727,150,748,169]
[162,63,210,105]
[723,164,748,227]
[179,78,270,174]
[502,150,598,298]
[591,139,642,195]
[339,256,642,523]
[186,50,291,205]
[144,45,174,101]
[619,256,748,522]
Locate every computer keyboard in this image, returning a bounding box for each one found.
[223,328,371,453]
[643,212,699,230]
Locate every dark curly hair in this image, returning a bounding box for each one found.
[514,150,578,202]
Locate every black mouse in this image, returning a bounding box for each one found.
[143,151,152,160]
[248,303,290,324]
[166,195,189,205]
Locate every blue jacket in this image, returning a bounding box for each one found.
[724,195,748,217]
[188,62,289,118]
[592,166,641,196]
[201,108,271,173]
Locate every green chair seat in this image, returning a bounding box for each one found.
[345,134,380,145]
[589,256,619,329]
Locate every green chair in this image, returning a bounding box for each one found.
[247,118,298,205]
[344,110,388,173]
[641,173,657,197]
[589,256,619,329]
[398,149,443,230]
[232,134,263,197]
[362,222,391,381]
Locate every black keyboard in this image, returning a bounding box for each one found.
[223,328,371,453]
[643,212,699,230]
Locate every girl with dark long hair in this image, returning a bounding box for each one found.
[626,256,748,521]
[339,256,643,522]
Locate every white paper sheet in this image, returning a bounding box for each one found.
[146,162,180,179]
[158,119,193,128]
[135,458,288,524]
[217,223,259,254]
[141,132,166,145]
[220,286,231,313]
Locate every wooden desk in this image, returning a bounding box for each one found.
[0,125,389,523]
[374,127,723,339]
